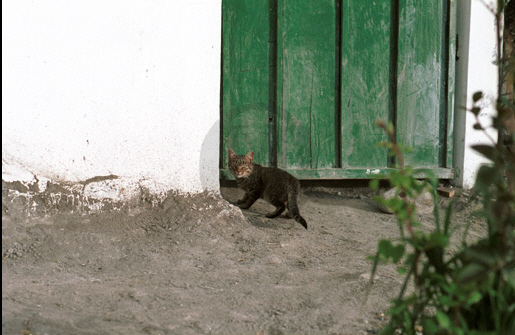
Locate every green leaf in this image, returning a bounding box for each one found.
[467,291,483,305]
[377,240,405,263]
[438,295,453,306]
[425,231,450,249]
[440,280,456,295]
[378,239,393,257]
[436,310,452,329]
[390,244,405,263]
[397,266,408,275]
[422,318,440,335]
[369,178,379,191]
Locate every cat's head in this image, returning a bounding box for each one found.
[228,149,254,178]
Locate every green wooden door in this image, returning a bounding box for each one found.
[221,0,455,180]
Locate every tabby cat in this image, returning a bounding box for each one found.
[228,149,308,229]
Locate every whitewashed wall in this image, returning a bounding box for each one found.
[1,0,503,204]
[2,0,222,197]
[455,0,500,188]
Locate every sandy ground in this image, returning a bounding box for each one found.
[2,184,485,335]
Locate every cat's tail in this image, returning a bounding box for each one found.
[288,185,308,229]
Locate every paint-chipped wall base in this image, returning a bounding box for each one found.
[2,171,228,220]
[2,176,172,218]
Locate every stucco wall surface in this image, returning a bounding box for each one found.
[454,0,500,188]
[2,0,504,205]
[2,0,221,196]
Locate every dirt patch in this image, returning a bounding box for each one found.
[2,185,485,335]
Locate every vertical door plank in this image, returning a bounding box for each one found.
[221,0,270,166]
[396,0,445,167]
[340,0,391,168]
[446,0,456,168]
[276,0,336,169]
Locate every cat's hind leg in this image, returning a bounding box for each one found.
[266,200,286,218]
[287,199,307,229]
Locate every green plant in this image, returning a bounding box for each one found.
[370,115,514,335]
[368,2,515,334]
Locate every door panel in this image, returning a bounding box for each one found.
[221,0,270,166]
[221,0,455,180]
[340,0,391,168]
[277,0,337,170]
[396,0,447,167]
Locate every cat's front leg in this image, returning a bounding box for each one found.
[238,192,259,209]
[235,193,248,205]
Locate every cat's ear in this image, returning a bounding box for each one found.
[228,149,236,159]
[245,151,254,163]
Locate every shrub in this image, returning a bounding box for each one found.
[368,3,515,334]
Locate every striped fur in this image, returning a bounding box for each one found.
[228,150,308,229]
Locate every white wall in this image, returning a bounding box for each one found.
[2,0,222,195]
[454,0,499,188]
[1,0,504,201]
